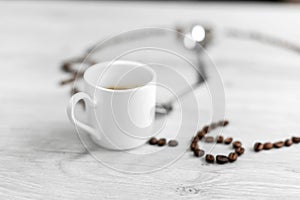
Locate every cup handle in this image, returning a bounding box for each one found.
[66,92,100,140]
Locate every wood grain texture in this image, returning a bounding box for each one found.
[1,1,300,199]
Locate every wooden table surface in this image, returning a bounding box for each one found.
[1,1,300,199]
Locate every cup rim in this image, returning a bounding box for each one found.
[83,60,156,93]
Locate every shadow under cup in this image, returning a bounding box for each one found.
[83,60,157,150]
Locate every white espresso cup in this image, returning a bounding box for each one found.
[67,60,156,150]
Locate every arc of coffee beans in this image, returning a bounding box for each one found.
[190,120,245,165]
[253,136,300,152]
[203,140,244,164]
[196,120,229,154]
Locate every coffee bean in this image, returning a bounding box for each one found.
[218,120,229,127]
[273,141,284,148]
[61,62,72,73]
[196,131,206,140]
[211,122,218,128]
[292,136,300,144]
[216,136,224,143]
[149,137,158,145]
[192,136,199,143]
[228,152,238,162]
[263,142,273,150]
[232,141,242,149]
[190,142,199,151]
[224,137,233,145]
[284,139,293,147]
[202,125,209,133]
[254,142,264,152]
[157,138,166,146]
[168,140,178,147]
[205,154,215,163]
[235,147,245,156]
[208,123,218,131]
[216,155,229,164]
[205,136,214,143]
[194,149,205,157]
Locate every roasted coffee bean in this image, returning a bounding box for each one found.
[235,147,245,156]
[168,140,178,147]
[202,125,209,134]
[205,154,215,163]
[196,131,206,140]
[190,142,199,151]
[194,149,205,157]
[216,135,224,143]
[254,142,264,152]
[228,152,238,162]
[216,155,229,164]
[157,138,167,146]
[218,120,229,127]
[284,139,293,147]
[263,142,273,150]
[205,136,214,143]
[292,136,300,144]
[192,136,199,143]
[273,141,284,148]
[149,137,158,145]
[232,141,242,149]
[224,137,233,145]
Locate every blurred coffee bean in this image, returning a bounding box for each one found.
[194,149,205,157]
[232,141,242,149]
[224,137,233,145]
[205,136,214,143]
[284,139,293,147]
[273,141,284,148]
[228,152,238,162]
[168,140,178,147]
[218,120,229,127]
[209,123,218,131]
[197,131,206,140]
[263,142,273,150]
[157,138,166,146]
[235,147,245,156]
[254,142,264,152]
[192,136,199,143]
[216,136,224,143]
[292,136,300,144]
[61,62,72,73]
[60,76,76,86]
[202,125,209,133]
[149,137,158,145]
[216,155,229,164]
[190,142,199,151]
[205,154,215,163]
